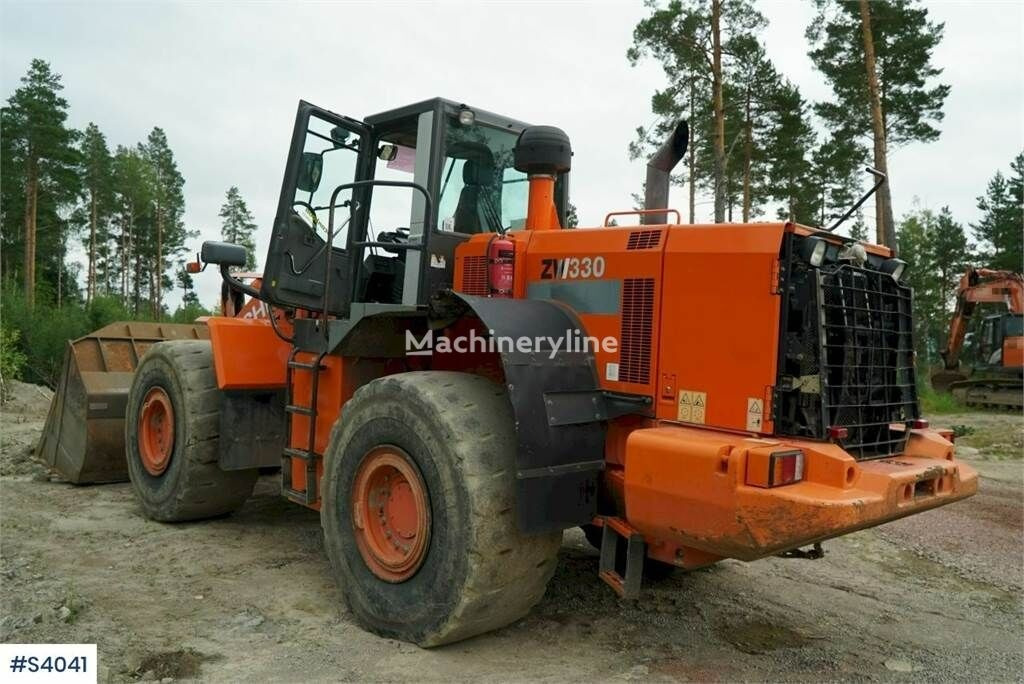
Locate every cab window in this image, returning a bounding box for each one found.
[436,117,528,234]
[292,113,361,248]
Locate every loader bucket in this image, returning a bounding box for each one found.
[930,368,968,393]
[36,322,210,484]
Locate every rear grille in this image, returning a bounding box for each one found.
[818,265,918,459]
[461,256,489,296]
[626,230,662,250]
[619,278,655,384]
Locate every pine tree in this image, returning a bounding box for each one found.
[176,268,200,307]
[566,202,579,228]
[141,128,186,319]
[897,207,970,366]
[897,210,942,365]
[767,83,818,225]
[629,0,765,223]
[807,0,949,249]
[972,152,1024,272]
[78,123,114,303]
[848,211,869,241]
[809,133,866,228]
[111,146,153,313]
[1,59,80,308]
[931,206,969,313]
[218,186,258,269]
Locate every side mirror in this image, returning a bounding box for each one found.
[201,241,247,268]
[378,144,399,162]
[297,152,323,193]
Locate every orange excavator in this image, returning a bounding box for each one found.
[40,98,977,647]
[932,268,1024,409]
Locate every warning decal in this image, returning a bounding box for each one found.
[677,389,707,424]
[746,397,764,432]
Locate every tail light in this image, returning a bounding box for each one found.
[488,237,514,298]
[908,418,929,429]
[828,426,849,440]
[746,449,805,488]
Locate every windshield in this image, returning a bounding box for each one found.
[436,117,528,234]
[1004,314,1023,338]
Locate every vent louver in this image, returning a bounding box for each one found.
[619,278,655,384]
[626,230,662,250]
[461,256,489,296]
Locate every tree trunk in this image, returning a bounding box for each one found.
[155,196,163,320]
[133,253,141,316]
[711,0,726,223]
[88,191,97,305]
[688,81,696,223]
[57,234,63,310]
[22,156,37,309]
[859,0,897,251]
[742,91,752,223]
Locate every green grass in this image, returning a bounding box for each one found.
[918,387,965,415]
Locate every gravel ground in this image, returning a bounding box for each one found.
[1,380,1021,682]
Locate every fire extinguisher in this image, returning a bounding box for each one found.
[487,235,515,298]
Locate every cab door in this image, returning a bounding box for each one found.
[261,101,372,316]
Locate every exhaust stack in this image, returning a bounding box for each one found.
[643,120,689,225]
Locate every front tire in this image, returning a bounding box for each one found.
[321,371,562,647]
[125,341,257,522]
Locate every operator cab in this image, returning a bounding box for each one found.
[259,99,569,317]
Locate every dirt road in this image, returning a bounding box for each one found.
[2,381,1021,682]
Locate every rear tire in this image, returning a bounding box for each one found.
[126,341,257,522]
[321,371,562,647]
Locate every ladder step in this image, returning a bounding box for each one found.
[285,404,315,416]
[288,360,325,371]
[282,487,314,505]
[597,516,645,600]
[283,447,319,461]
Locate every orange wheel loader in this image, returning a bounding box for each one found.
[52,99,977,646]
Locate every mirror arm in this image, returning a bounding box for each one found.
[824,167,886,233]
[219,265,262,300]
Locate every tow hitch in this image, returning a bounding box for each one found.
[777,542,825,560]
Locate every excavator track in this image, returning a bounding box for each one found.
[950,378,1024,411]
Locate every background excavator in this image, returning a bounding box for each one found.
[931,267,1023,410]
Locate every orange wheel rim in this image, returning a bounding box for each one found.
[139,387,175,476]
[351,446,430,582]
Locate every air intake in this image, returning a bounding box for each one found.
[627,230,662,250]
[461,256,489,296]
[619,278,655,384]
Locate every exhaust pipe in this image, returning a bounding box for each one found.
[643,120,689,225]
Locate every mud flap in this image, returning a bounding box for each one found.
[438,293,605,534]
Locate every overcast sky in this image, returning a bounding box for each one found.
[2,0,1021,308]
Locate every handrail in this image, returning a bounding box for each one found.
[604,208,681,226]
[322,179,433,339]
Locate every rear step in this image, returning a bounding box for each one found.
[597,516,645,600]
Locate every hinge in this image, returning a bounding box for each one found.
[770,259,783,295]
[763,385,775,432]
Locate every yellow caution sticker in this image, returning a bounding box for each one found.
[746,397,764,432]
[677,389,707,424]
